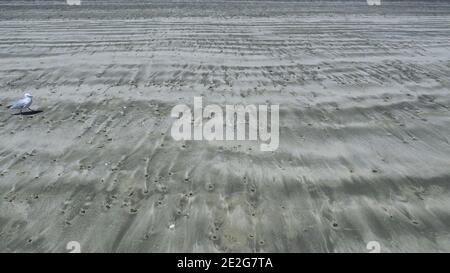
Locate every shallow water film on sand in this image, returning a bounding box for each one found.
[0,0,450,253]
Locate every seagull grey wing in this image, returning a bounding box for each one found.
[10,98,27,109]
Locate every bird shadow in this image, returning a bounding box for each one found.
[12,110,43,116]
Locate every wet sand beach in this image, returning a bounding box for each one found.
[1,1,450,252]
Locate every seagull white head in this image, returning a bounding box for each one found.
[24,93,33,98]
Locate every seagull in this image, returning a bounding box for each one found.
[7,93,33,114]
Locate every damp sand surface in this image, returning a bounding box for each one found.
[1,1,450,252]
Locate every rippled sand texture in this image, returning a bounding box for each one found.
[1,1,450,252]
